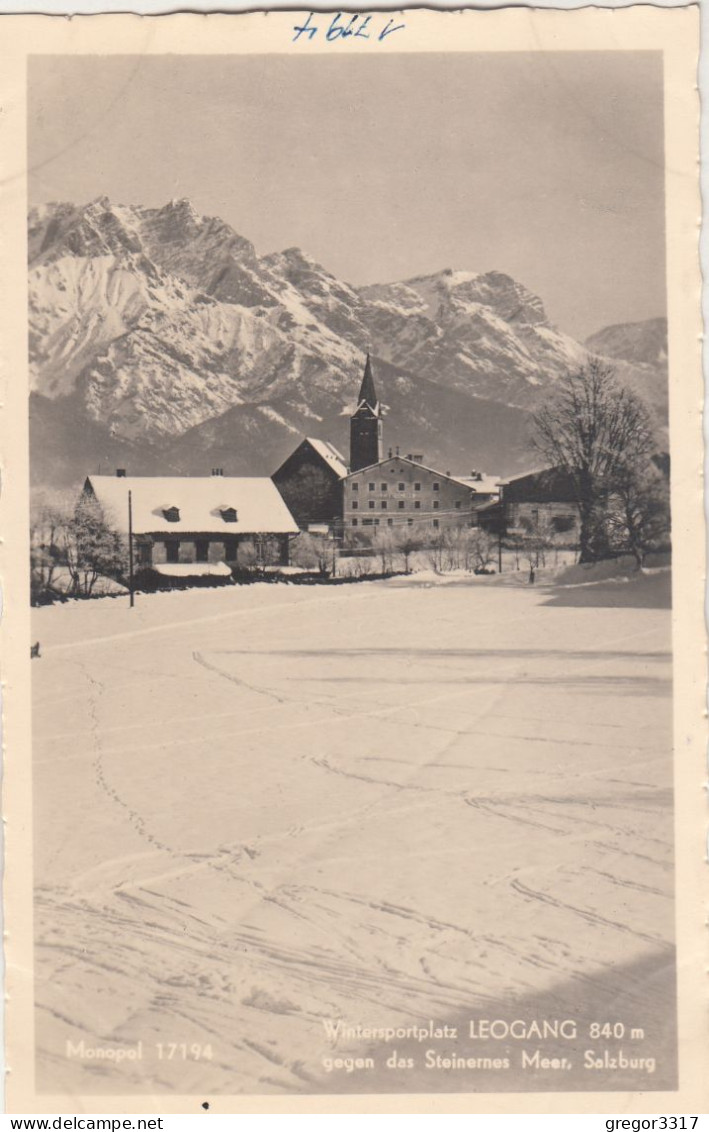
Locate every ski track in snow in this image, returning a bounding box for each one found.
[32,580,674,1095]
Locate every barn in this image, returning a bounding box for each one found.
[476,466,580,539]
[272,438,347,531]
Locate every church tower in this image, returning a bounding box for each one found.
[349,354,383,472]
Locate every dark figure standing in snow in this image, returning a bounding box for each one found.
[529,566,535,584]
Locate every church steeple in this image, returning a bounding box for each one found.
[350,353,383,472]
[357,353,379,413]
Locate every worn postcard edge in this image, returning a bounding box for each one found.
[0,7,704,1114]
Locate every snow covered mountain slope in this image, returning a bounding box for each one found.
[585,316,667,368]
[28,199,667,487]
[359,269,586,408]
[359,272,667,418]
[29,199,363,443]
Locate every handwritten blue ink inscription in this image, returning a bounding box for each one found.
[292,12,406,44]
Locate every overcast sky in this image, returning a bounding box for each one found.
[28,52,665,340]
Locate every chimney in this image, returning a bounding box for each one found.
[446,470,451,478]
[211,467,223,476]
[395,445,400,456]
[388,447,393,459]
[116,469,126,478]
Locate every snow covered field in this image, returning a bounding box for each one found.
[32,572,675,1096]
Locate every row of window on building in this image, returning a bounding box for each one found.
[351,499,461,510]
[351,517,442,528]
[138,537,239,565]
[352,481,439,492]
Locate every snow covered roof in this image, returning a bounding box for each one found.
[346,454,493,492]
[450,474,501,495]
[497,466,556,485]
[85,475,299,536]
[305,438,348,479]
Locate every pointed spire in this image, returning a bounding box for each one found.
[357,353,378,411]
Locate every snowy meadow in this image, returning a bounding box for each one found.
[32,571,675,1095]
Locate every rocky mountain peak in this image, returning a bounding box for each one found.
[262,246,332,283]
[166,197,201,218]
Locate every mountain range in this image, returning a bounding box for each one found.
[28,198,668,489]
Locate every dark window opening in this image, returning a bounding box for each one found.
[433,501,439,510]
[369,483,375,491]
[196,539,209,563]
[433,519,439,529]
[224,537,238,559]
[369,500,375,509]
[398,483,405,491]
[398,501,405,510]
[381,483,387,492]
[352,501,359,510]
[381,501,387,510]
[165,540,179,564]
[352,482,359,491]
[352,518,358,527]
[433,482,440,491]
[414,501,421,510]
[414,483,421,492]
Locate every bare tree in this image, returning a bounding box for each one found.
[466,529,495,573]
[31,490,127,600]
[62,494,127,596]
[441,527,463,572]
[291,532,331,576]
[371,526,397,575]
[533,359,656,562]
[605,463,670,567]
[30,496,70,603]
[519,513,555,569]
[392,524,424,574]
[424,527,447,573]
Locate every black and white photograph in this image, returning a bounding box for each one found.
[1,7,703,1113]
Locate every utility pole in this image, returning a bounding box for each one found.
[331,520,341,578]
[128,489,135,608]
[498,525,503,574]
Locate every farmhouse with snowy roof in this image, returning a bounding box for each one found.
[82,471,299,578]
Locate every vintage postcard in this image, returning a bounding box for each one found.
[0,7,704,1115]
